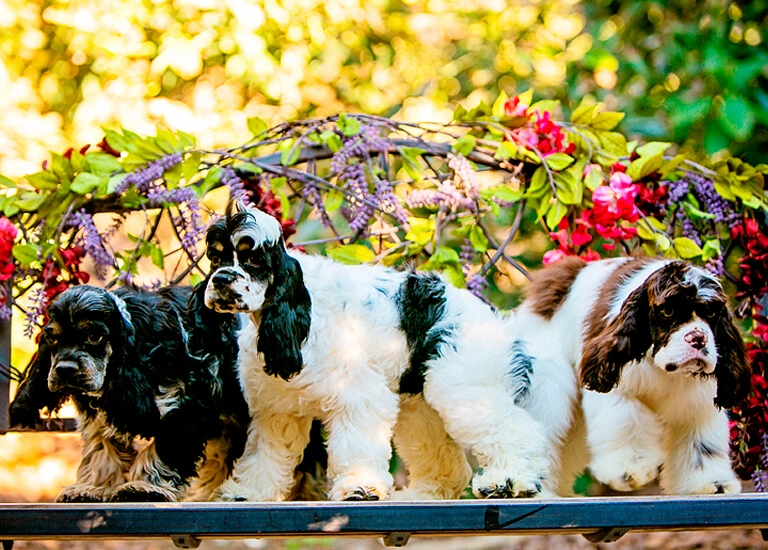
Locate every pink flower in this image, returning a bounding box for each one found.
[543,249,568,265]
[504,96,530,118]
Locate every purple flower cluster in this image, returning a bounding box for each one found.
[460,239,474,276]
[302,183,333,228]
[24,287,47,338]
[406,154,479,213]
[173,199,206,254]
[466,273,487,299]
[329,124,406,233]
[687,172,740,227]
[220,167,247,202]
[114,153,183,195]
[66,209,115,279]
[753,435,768,492]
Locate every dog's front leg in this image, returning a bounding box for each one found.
[216,412,314,501]
[583,389,665,492]
[324,390,399,501]
[660,406,741,495]
[57,413,134,502]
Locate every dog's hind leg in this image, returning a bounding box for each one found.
[57,413,135,503]
[422,325,550,499]
[391,394,472,500]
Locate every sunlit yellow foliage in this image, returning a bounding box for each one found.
[0,0,588,177]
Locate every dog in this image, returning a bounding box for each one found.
[515,256,751,495]
[202,204,549,501]
[9,282,250,502]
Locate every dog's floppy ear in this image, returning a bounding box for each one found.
[98,293,159,436]
[580,283,652,392]
[8,338,66,429]
[712,308,751,409]
[258,247,311,381]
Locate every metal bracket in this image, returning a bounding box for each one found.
[383,532,411,547]
[761,528,767,542]
[2,540,14,550]
[171,534,201,549]
[583,527,629,543]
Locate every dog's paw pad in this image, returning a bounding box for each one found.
[474,478,542,499]
[341,487,382,501]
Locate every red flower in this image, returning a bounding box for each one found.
[503,96,530,118]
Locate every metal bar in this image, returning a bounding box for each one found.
[0,495,767,541]
[0,295,11,433]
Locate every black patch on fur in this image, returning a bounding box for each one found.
[396,272,450,395]
[257,242,312,381]
[693,439,724,469]
[509,339,534,405]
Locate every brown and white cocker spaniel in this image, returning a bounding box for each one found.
[516,256,750,495]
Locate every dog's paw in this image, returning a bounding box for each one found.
[472,466,544,499]
[110,481,177,502]
[670,475,741,495]
[589,450,662,492]
[56,485,107,503]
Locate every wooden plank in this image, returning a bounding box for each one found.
[1,495,767,541]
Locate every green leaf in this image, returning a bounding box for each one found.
[276,188,291,216]
[702,240,721,262]
[525,166,550,199]
[717,95,756,141]
[683,201,716,220]
[12,244,38,267]
[668,99,712,128]
[597,131,628,156]
[103,128,130,153]
[182,153,201,183]
[70,172,105,194]
[320,130,343,153]
[70,151,88,174]
[422,245,461,270]
[15,193,46,211]
[151,245,165,269]
[86,153,122,176]
[585,167,603,191]
[405,217,435,246]
[485,184,523,203]
[589,111,625,131]
[673,237,703,259]
[25,171,59,190]
[571,103,598,125]
[0,175,16,188]
[328,244,375,265]
[545,200,568,229]
[441,265,465,288]
[325,189,344,212]
[453,135,476,157]
[337,113,361,137]
[469,225,489,253]
[554,169,581,205]
[247,117,268,137]
[494,140,518,160]
[51,154,73,182]
[400,147,426,180]
[635,141,671,158]
[626,153,663,181]
[714,179,736,202]
[492,90,509,117]
[280,143,301,167]
[545,153,574,171]
[637,217,666,240]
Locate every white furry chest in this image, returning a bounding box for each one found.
[618,359,718,422]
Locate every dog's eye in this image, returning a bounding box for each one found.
[46,335,58,347]
[209,255,221,268]
[86,334,103,345]
[659,306,675,319]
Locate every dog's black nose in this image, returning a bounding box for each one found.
[54,360,79,375]
[685,330,707,350]
[212,271,237,287]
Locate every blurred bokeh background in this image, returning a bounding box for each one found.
[1,0,767,547]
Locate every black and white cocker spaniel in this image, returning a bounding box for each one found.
[516,256,751,495]
[9,282,250,502]
[203,204,548,501]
